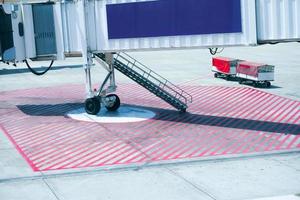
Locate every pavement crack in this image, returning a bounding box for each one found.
[166,168,217,200]
[42,172,61,200]
[269,157,300,171]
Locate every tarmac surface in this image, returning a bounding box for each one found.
[1,42,300,200]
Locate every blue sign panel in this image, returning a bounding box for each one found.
[106,0,242,39]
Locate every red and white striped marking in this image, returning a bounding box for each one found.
[0,84,299,171]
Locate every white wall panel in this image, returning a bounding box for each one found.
[23,5,36,58]
[256,0,300,42]
[80,0,258,52]
[61,1,85,54]
[53,3,65,60]
[11,5,26,61]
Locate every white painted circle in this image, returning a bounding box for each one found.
[67,106,156,123]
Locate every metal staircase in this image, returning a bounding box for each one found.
[95,53,192,112]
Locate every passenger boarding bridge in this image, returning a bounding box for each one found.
[1,0,299,114]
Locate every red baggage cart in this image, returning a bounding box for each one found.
[236,61,275,87]
[212,57,240,80]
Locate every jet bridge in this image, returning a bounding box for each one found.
[0,0,299,115]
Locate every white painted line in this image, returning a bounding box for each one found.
[67,106,156,123]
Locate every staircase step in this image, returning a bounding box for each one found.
[96,53,190,112]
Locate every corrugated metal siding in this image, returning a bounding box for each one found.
[256,0,300,42]
[23,5,36,58]
[61,1,86,53]
[84,0,257,52]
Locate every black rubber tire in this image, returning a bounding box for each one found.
[84,97,101,115]
[214,73,219,78]
[104,94,121,111]
[266,81,271,88]
[238,79,243,84]
[253,82,259,88]
[180,108,187,113]
[225,75,231,81]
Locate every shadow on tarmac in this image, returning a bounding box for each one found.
[17,103,300,135]
[18,103,83,116]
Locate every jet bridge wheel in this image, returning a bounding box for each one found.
[85,97,101,115]
[265,81,271,88]
[104,94,120,111]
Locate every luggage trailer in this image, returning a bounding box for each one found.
[237,61,274,88]
[212,57,242,80]
[212,57,275,88]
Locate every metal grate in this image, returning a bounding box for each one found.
[96,53,192,111]
[116,53,193,104]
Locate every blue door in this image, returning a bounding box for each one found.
[32,4,57,57]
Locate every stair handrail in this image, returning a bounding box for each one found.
[115,52,193,104]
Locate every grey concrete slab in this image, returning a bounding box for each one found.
[0,57,87,92]
[169,154,300,200]
[0,179,57,200]
[129,42,300,100]
[46,168,214,200]
[0,148,41,180]
[0,130,14,150]
[247,195,300,200]
[268,154,300,171]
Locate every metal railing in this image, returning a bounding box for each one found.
[115,52,193,105]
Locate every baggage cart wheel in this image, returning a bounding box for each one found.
[225,75,231,81]
[238,79,243,85]
[104,94,120,111]
[85,97,101,115]
[253,82,259,88]
[214,73,219,78]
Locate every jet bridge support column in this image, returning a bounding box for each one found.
[83,52,121,115]
[84,52,93,98]
[82,0,120,115]
[105,52,116,91]
[83,51,103,115]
